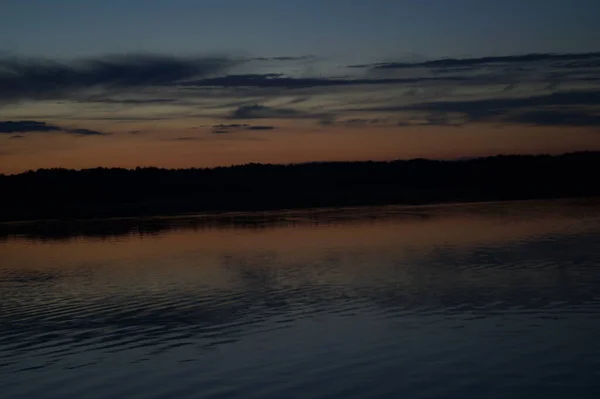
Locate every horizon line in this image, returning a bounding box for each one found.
[3,150,599,177]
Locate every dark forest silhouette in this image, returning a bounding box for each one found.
[1,152,599,222]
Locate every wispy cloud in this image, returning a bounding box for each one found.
[356,90,600,127]
[350,52,600,70]
[507,110,600,127]
[230,104,303,119]
[184,74,464,89]
[398,90,600,116]
[228,104,329,121]
[86,97,179,105]
[3,51,600,133]
[251,56,316,62]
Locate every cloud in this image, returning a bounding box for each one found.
[170,136,202,141]
[430,66,481,74]
[251,56,315,61]
[3,55,458,106]
[0,121,60,133]
[0,120,107,135]
[340,118,387,125]
[4,51,599,132]
[321,118,393,127]
[0,54,235,103]
[228,104,332,121]
[69,128,106,136]
[212,124,250,129]
[345,52,600,100]
[508,110,600,127]
[397,113,465,127]
[230,104,304,119]
[350,52,600,70]
[324,116,461,128]
[359,90,600,127]
[398,90,600,117]
[418,113,463,126]
[184,74,465,89]
[86,98,178,104]
[211,123,276,133]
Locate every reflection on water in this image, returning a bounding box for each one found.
[1,199,600,399]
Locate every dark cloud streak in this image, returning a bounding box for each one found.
[185,74,465,89]
[212,124,250,129]
[230,105,304,119]
[397,91,600,117]
[251,56,315,62]
[508,110,600,127]
[210,122,276,133]
[0,121,107,135]
[0,54,234,102]
[350,52,600,70]
[358,90,600,127]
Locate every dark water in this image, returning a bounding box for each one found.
[1,199,600,399]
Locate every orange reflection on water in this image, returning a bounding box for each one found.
[2,199,598,269]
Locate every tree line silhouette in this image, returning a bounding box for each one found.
[1,151,599,222]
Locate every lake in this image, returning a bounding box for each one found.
[1,199,600,398]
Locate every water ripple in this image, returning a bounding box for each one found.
[1,200,600,398]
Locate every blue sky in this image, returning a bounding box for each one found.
[1,0,600,173]
[3,0,600,59]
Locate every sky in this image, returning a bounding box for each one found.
[1,0,600,173]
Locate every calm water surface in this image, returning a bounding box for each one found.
[1,199,600,398]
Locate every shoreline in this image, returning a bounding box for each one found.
[1,196,598,241]
[2,152,599,224]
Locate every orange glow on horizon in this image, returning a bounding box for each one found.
[1,124,600,174]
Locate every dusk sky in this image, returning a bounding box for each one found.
[1,0,600,173]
